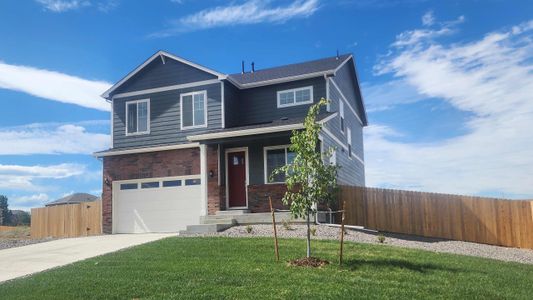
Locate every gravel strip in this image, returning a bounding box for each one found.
[184,224,533,265]
[0,238,55,250]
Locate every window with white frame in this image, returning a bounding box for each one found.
[181,91,207,129]
[277,86,313,108]
[330,149,337,166]
[339,101,345,133]
[347,127,352,159]
[264,146,295,183]
[126,99,150,135]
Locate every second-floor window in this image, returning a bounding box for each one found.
[347,127,352,158]
[126,99,150,135]
[277,86,313,108]
[181,91,207,130]
[339,101,345,133]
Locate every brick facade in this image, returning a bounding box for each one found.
[102,148,200,233]
[247,184,289,213]
[101,145,300,233]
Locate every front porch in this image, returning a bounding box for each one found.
[204,132,293,215]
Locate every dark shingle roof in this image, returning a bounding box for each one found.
[187,112,336,142]
[227,54,352,86]
[46,193,99,207]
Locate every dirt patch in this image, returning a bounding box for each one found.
[288,257,330,268]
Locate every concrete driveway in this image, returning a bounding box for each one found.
[0,233,174,283]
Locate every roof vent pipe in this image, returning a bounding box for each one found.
[251,62,255,73]
[336,50,339,60]
[241,61,245,74]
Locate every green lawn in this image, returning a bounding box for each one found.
[1,237,532,299]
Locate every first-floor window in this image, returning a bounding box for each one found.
[330,149,337,166]
[181,91,207,129]
[264,146,295,183]
[126,99,149,135]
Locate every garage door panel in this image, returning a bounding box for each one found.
[114,178,202,233]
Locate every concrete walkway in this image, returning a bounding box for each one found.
[0,233,174,283]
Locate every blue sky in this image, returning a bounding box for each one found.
[0,0,532,210]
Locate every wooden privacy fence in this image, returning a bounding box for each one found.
[31,201,102,238]
[341,186,533,249]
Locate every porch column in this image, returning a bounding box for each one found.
[200,144,208,216]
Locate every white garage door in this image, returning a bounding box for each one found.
[113,176,202,233]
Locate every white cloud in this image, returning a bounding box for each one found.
[36,0,90,12]
[35,0,118,13]
[365,19,533,198]
[0,163,85,191]
[390,15,464,47]
[0,122,110,155]
[362,79,427,111]
[9,193,50,210]
[0,61,111,111]
[153,0,320,36]
[421,10,434,26]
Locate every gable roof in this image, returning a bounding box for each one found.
[227,54,352,88]
[46,193,100,207]
[101,50,226,99]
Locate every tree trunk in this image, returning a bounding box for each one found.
[306,210,311,258]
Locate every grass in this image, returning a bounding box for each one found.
[1,237,532,299]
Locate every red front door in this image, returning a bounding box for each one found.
[227,151,247,207]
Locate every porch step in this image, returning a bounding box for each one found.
[207,212,306,225]
[179,223,234,235]
[199,217,237,225]
[216,209,250,216]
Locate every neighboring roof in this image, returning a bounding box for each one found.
[46,193,100,207]
[227,54,352,88]
[101,50,226,99]
[187,112,337,142]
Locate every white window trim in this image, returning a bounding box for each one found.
[277,86,313,108]
[125,99,150,136]
[180,90,208,130]
[263,144,293,184]
[330,149,337,166]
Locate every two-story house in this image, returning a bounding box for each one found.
[94,51,368,234]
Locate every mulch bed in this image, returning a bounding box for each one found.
[288,257,330,268]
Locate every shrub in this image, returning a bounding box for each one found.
[282,219,293,231]
[310,227,317,236]
[377,234,386,244]
[245,225,253,234]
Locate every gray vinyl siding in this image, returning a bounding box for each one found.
[332,58,365,121]
[320,132,364,186]
[223,81,240,128]
[234,77,326,126]
[322,61,366,186]
[112,83,221,149]
[112,58,217,95]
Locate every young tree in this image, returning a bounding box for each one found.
[272,98,339,258]
[0,195,11,226]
